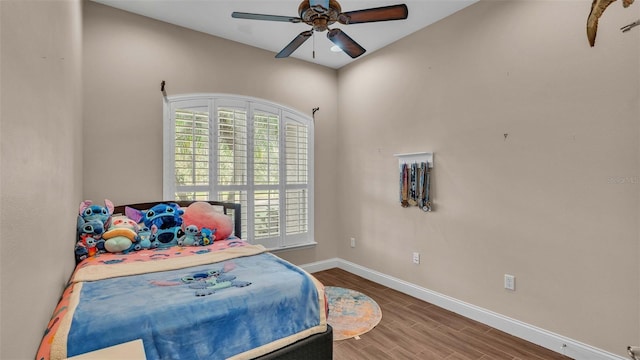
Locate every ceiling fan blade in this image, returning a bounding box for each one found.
[276,30,314,58]
[231,12,301,23]
[309,0,330,11]
[338,4,408,24]
[327,28,366,59]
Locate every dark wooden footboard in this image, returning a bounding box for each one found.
[255,325,333,360]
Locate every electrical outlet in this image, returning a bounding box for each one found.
[412,252,420,264]
[350,237,356,248]
[504,274,515,291]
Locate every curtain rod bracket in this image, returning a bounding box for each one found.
[161,80,167,97]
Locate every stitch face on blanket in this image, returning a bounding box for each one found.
[150,264,252,297]
[182,268,252,297]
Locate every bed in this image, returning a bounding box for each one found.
[36,200,332,360]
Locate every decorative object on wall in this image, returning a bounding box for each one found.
[395,152,433,212]
[586,0,636,46]
[621,19,640,32]
[325,286,382,341]
[231,0,408,59]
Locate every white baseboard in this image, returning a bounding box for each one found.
[301,258,628,360]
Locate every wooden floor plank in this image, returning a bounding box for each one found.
[312,268,573,360]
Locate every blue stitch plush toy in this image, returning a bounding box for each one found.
[200,227,216,246]
[75,218,105,262]
[126,203,185,248]
[79,199,114,229]
[135,226,157,250]
[178,225,200,246]
[75,199,114,262]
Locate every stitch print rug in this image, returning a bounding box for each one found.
[325,286,382,340]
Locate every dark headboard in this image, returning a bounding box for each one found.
[113,201,242,239]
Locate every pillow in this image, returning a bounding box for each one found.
[181,202,233,241]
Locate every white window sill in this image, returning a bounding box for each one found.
[267,241,318,254]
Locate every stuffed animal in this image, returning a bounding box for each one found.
[135,226,156,250]
[182,202,233,241]
[128,203,184,230]
[77,217,105,240]
[79,199,114,229]
[77,199,113,249]
[200,227,216,246]
[102,215,139,253]
[75,217,106,262]
[74,243,89,263]
[74,231,102,263]
[126,203,185,248]
[178,225,200,246]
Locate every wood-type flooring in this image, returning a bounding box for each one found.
[312,268,573,360]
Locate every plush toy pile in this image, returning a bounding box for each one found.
[74,200,234,263]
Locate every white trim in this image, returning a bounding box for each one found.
[299,257,340,274]
[269,241,318,254]
[300,258,628,360]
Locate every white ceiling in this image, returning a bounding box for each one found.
[92,0,478,69]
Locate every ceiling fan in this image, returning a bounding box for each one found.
[231,0,409,59]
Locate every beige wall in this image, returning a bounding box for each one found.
[337,0,640,356]
[2,0,638,358]
[0,0,83,359]
[82,1,339,265]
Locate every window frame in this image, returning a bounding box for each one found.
[163,93,315,250]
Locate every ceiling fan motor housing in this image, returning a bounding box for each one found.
[298,0,342,31]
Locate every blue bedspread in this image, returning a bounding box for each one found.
[66,252,321,359]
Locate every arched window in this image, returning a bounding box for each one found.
[163,94,314,250]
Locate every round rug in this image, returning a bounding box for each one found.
[325,286,382,341]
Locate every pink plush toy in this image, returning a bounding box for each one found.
[181,202,233,241]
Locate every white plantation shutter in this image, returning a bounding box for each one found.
[283,112,311,246]
[217,105,247,187]
[163,94,314,249]
[251,104,281,248]
[215,99,249,239]
[167,100,212,201]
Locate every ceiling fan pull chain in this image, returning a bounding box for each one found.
[312,31,316,59]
